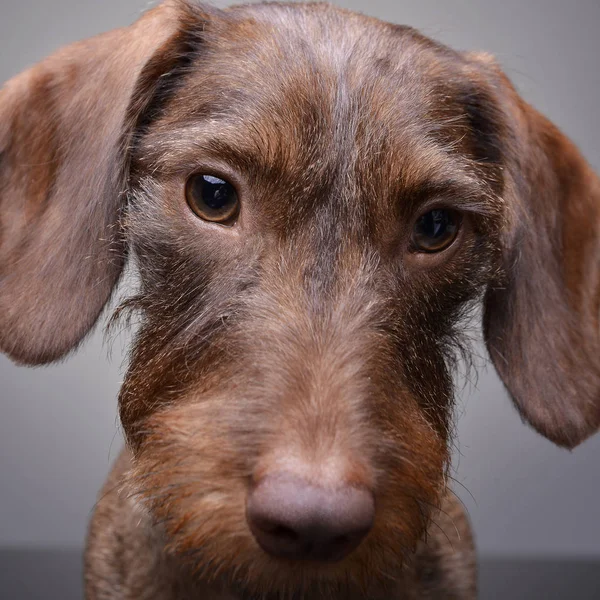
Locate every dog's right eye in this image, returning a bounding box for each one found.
[410,208,461,253]
[185,173,239,224]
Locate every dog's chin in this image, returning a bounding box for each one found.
[199,562,399,600]
[166,534,407,600]
[229,580,386,600]
[228,578,367,600]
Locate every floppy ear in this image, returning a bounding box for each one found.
[0,0,205,365]
[470,54,600,448]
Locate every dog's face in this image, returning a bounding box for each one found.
[1,1,599,598]
[121,7,500,594]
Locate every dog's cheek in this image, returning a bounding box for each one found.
[356,331,452,553]
[128,398,261,574]
[370,385,450,553]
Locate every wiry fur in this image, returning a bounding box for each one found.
[1,1,599,599]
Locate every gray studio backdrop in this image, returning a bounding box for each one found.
[1,0,599,557]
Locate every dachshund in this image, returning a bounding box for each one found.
[1,1,598,598]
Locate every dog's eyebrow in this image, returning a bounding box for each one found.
[400,174,503,216]
[387,139,504,216]
[137,120,276,173]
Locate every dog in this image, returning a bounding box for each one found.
[1,0,599,598]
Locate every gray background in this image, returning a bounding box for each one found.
[1,0,599,560]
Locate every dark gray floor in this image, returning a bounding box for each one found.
[0,549,598,599]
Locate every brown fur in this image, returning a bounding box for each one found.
[1,1,598,599]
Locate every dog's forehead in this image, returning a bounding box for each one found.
[158,3,470,158]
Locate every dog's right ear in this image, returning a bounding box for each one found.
[465,53,600,449]
[0,1,210,365]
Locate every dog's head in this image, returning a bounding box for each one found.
[2,1,599,597]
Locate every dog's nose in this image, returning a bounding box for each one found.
[246,473,374,562]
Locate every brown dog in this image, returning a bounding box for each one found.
[1,1,599,598]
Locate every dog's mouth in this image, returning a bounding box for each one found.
[222,567,395,600]
[233,585,308,600]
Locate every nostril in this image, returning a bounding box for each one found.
[270,524,299,542]
[256,518,300,541]
[333,534,350,545]
[246,473,374,562]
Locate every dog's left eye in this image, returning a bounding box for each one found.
[411,208,461,253]
[185,173,239,224]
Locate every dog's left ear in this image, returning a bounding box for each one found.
[0,1,210,365]
[467,54,600,448]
